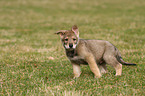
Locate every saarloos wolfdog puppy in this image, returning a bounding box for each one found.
[55,25,136,78]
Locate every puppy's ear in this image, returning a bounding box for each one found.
[72,25,79,37]
[55,30,66,38]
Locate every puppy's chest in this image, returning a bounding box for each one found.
[66,50,87,65]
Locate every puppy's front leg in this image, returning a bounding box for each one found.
[72,63,81,79]
[86,54,101,78]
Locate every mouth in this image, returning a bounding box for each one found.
[65,47,75,50]
[64,45,76,50]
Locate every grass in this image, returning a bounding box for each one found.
[0,0,145,95]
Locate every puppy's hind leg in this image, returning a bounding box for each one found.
[104,56,122,76]
[99,63,107,74]
[114,63,122,76]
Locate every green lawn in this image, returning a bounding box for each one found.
[0,0,145,95]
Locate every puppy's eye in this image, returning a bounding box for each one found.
[65,39,68,41]
[73,39,76,41]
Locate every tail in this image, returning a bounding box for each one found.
[116,51,136,66]
[117,56,136,66]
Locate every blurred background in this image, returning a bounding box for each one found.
[0,0,144,95]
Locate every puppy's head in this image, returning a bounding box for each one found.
[55,25,79,50]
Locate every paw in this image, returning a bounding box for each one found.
[73,72,81,79]
[73,76,78,79]
[115,74,121,76]
[94,75,101,78]
[73,74,80,79]
[100,70,107,74]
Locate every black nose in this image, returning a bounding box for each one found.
[69,44,73,48]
